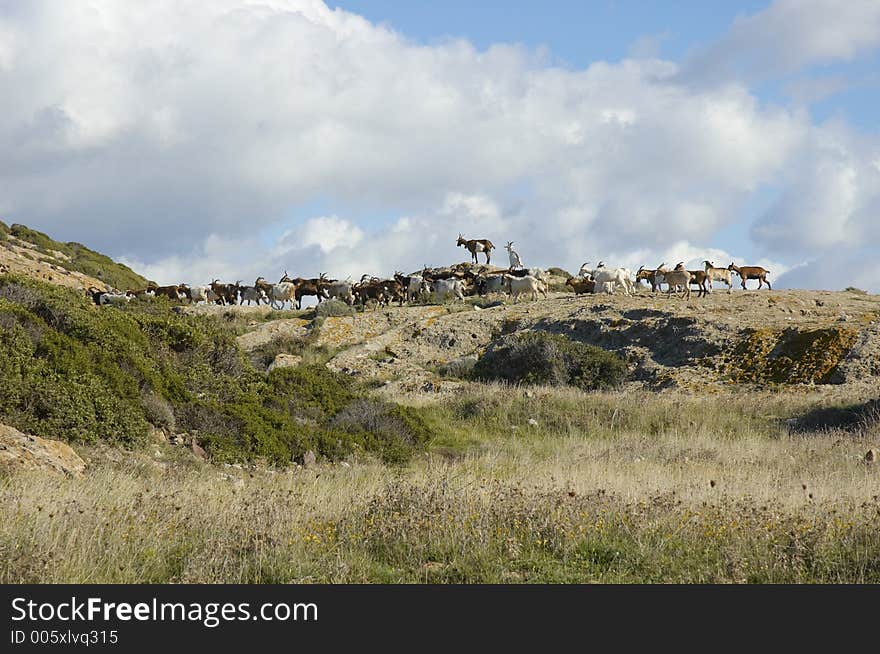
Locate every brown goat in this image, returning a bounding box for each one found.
[456,234,495,265]
[728,263,772,290]
[565,277,596,294]
[636,264,665,292]
[673,263,710,297]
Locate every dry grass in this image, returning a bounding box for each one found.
[2,385,880,583]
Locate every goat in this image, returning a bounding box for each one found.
[475,273,507,296]
[565,277,596,294]
[635,265,666,292]
[431,278,466,303]
[583,263,634,296]
[87,287,108,306]
[279,272,330,310]
[505,241,524,270]
[655,265,693,300]
[456,234,495,265]
[506,267,550,284]
[703,261,733,293]
[324,278,356,305]
[728,262,772,290]
[353,277,392,309]
[180,285,213,304]
[254,277,274,303]
[504,274,547,302]
[268,281,297,310]
[152,282,187,302]
[126,287,156,300]
[393,272,424,304]
[209,279,238,305]
[236,281,267,306]
[673,263,709,298]
[93,289,132,306]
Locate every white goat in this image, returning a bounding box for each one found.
[98,291,132,306]
[324,279,356,305]
[476,273,507,295]
[504,274,547,302]
[655,266,693,300]
[505,242,524,270]
[432,278,466,303]
[583,263,634,296]
[703,260,733,293]
[185,285,214,304]
[269,282,297,310]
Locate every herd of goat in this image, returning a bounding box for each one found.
[88,235,772,308]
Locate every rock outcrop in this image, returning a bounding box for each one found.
[0,424,86,476]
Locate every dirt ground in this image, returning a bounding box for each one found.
[0,234,111,291]
[221,286,880,397]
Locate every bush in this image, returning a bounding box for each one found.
[472,331,628,391]
[330,398,434,464]
[141,391,176,432]
[0,274,437,465]
[438,355,478,378]
[315,299,356,317]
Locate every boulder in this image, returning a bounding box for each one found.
[268,354,303,373]
[0,424,86,476]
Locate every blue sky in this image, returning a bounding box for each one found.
[333,1,768,64]
[328,0,878,270]
[304,0,875,284]
[2,1,880,290]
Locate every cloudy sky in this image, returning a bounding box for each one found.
[1,0,879,290]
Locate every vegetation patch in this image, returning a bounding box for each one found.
[472,331,628,391]
[723,327,859,385]
[0,275,433,464]
[314,299,357,318]
[8,224,148,291]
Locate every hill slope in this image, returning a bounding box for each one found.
[219,288,880,394]
[0,221,147,292]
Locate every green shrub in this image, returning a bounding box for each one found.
[0,274,436,465]
[472,331,628,391]
[438,355,478,378]
[141,391,176,432]
[264,364,355,419]
[249,332,334,370]
[315,299,356,317]
[330,398,435,464]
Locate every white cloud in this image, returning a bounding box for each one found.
[776,253,880,292]
[680,0,880,83]
[1,0,879,292]
[752,122,880,256]
[277,215,364,254]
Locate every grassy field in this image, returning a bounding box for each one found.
[3,385,879,583]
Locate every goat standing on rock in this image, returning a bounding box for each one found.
[505,242,523,270]
[457,234,495,265]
